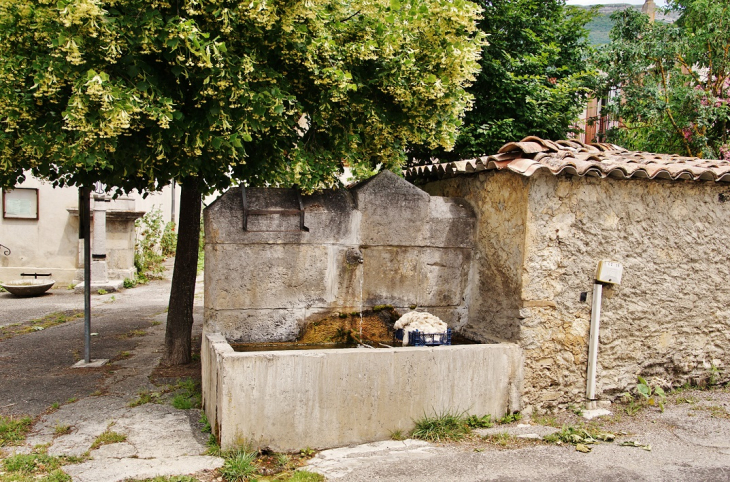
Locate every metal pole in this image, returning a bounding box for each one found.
[586,282,603,401]
[81,187,92,364]
[171,182,176,224]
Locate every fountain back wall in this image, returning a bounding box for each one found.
[203,171,523,450]
[204,171,476,342]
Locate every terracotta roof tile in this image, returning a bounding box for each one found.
[405,136,730,184]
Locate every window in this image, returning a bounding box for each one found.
[3,188,39,220]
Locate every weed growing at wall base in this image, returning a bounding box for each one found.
[411,410,472,442]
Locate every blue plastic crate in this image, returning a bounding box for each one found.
[394,328,452,346]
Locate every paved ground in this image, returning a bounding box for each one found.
[0,264,221,481]
[306,393,730,481]
[2,265,730,481]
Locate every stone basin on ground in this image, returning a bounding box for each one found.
[0,279,55,297]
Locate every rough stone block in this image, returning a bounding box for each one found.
[205,244,333,310]
[352,171,431,246]
[426,197,476,248]
[206,309,305,342]
[361,247,420,307]
[205,188,356,245]
[419,248,471,306]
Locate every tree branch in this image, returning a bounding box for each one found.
[657,59,693,157]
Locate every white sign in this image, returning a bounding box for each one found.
[3,188,38,219]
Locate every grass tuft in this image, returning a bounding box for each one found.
[90,424,127,450]
[0,415,33,447]
[219,449,257,481]
[170,378,202,410]
[411,410,471,442]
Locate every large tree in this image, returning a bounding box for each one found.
[409,0,596,162]
[595,0,730,158]
[0,0,485,363]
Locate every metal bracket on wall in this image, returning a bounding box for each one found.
[0,244,10,256]
[241,185,309,232]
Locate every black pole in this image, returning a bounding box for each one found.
[79,187,92,364]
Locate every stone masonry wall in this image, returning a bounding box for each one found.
[204,171,476,342]
[426,171,730,413]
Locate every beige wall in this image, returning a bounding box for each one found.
[1,176,182,286]
[426,171,730,413]
[0,177,80,285]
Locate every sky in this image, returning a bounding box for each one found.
[566,0,668,5]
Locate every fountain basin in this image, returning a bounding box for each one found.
[202,332,523,452]
[0,279,55,297]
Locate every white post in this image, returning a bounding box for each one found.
[91,194,109,282]
[586,282,603,401]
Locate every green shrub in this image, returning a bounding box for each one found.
[135,207,166,281]
[161,221,177,257]
[411,410,471,442]
[465,414,493,428]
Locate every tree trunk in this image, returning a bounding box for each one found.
[163,178,201,365]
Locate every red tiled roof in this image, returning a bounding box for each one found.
[405,137,730,183]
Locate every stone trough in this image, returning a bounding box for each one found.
[202,333,522,451]
[202,172,524,451]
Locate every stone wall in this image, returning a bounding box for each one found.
[426,171,730,413]
[204,171,476,342]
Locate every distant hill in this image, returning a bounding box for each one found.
[581,4,680,46]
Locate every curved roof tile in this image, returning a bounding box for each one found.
[405,136,730,184]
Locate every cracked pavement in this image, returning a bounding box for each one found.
[1,265,222,481]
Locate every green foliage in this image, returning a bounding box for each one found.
[128,389,164,407]
[636,376,666,412]
[97,289,107,295]
[411,410,471,442]
[90,425,127,450]
[389,429,406,441]
[135,208,166,281]
[127,477,198,482]
[465,414,493,428]
[3,453,63,474]
[0,415,32,447]
[219,449,257,482]
[298,448,316,458]
[708,364,722,387]
[0,0,485,194]
[123,278,137,289]
[585,13,615,46]
[161,222,177,258]
[287,472,325,482]
[497,412,522,425]
[543,424,614,446]
[410,0,597,162]
[171,378,202,410]
[200,413,212,434]
[594,1,730,158]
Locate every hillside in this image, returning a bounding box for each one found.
[581,4,680,45]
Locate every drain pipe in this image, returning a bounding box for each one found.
[586,261,623,407]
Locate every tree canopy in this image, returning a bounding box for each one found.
[0,0,485,193]
[409,0,596,162]
[594,0,730,158]
[0,0,485,364]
